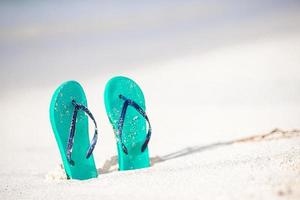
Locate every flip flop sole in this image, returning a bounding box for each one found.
[104,76,150,170]
[50,81,97,180]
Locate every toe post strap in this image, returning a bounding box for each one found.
[67,100,99,165]
[117,95,152,155]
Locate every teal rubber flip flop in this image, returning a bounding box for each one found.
[49,81,98,180]
[104,76,152,171]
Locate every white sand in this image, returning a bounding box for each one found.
[1,36,300,199]
[1,1,300,199]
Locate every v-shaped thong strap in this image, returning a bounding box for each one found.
[117,94,152,155]
[67,100,98,165]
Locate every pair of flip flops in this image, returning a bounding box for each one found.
[49,76,151,180]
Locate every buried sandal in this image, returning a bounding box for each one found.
[104,76,152,171]
[49,81,98,180]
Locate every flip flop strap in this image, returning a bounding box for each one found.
[67,100,98,165]
[117,94,152,155]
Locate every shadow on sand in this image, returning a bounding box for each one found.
[98,141,232,174]
[98,128,300,174]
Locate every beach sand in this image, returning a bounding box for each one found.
[1,1,300,199]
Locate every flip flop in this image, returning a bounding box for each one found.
[49,81,98,180]
[104,76,152,171]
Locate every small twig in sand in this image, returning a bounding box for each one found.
[151,128,300,166]
[233,128,300,143]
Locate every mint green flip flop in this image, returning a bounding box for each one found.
[49,81,98,180]
[104,76,152,171]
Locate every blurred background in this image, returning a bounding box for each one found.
[1,0,300,171]
[1,0,300,92]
